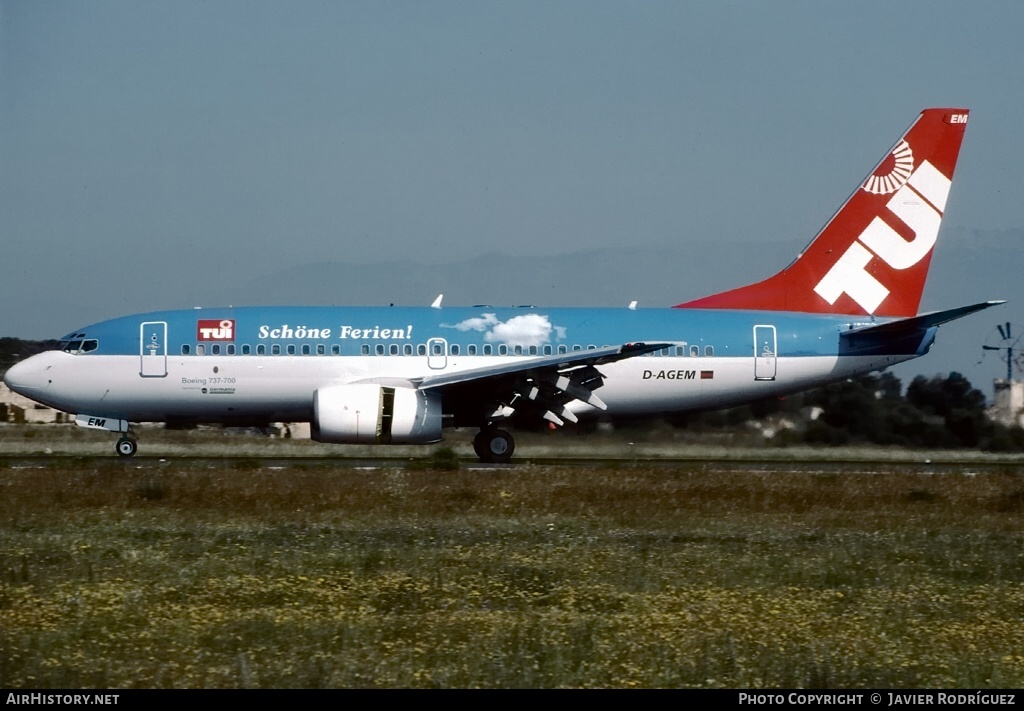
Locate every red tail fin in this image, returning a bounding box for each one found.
[676,108,970,317]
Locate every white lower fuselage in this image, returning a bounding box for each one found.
[12,350,913,425]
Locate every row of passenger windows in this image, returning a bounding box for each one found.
[180,343,716,357]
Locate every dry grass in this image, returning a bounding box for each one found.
[1,444,1023,687]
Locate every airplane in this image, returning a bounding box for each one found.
[3,107,1003,462]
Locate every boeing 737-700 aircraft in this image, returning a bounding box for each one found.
[4,108,1002,461]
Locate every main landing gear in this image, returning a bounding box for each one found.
[473,428,515,464]
[115,435,138,457]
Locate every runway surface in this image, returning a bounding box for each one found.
[2,453,1021,476]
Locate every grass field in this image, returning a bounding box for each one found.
[1,427,1023,688]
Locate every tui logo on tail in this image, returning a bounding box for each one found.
[862,139,914,195]
[814,146,953,314]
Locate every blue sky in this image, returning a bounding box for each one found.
[3,1,1023,376]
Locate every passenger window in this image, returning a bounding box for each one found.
[543,345,551,355]
[302,345,311,355]
[514,345,522,356]
[211,344,221,355]
[432,343,443,356]
[227,344,235,355]
[257,344,266,355]
[690,345,700,357]
[197,344,206,355]
[498,344,508,356]
[483,344,492,356]
[376,344,385,355]
[362,344,370,355]
[272,344,281,355]
[529,346,537,355]
[451,344,460,356]
[287,345,296,355]
[705,345,714,357]
[182,344,191,355]
[332,345,341,355]
[403,344,412,355]
[418,344,426,356]
[675,346,685,356]
[558,345,567,354]
[468,344,477,356]
[317,344,325,355]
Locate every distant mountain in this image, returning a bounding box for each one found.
[192,242,796,310]
[929,227,1023,308]
[192,227,1022,317]
[4,229,1021,398]
[189,228,1022,397]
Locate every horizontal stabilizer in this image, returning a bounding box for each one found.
[839,301,1004,357]
[842,301,1005,339]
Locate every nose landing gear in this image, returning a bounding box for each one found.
[72,415,138,457]
[115,435,138,457]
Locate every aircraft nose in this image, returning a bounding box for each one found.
[3,356,46,396]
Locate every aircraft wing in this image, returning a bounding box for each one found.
[414,342,672,426]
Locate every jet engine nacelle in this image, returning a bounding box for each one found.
[311,384,442,444]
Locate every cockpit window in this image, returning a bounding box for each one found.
[54,339,99,354]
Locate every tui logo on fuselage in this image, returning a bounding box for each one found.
[197,319,235,341]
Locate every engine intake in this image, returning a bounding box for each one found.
[311,384,442,444]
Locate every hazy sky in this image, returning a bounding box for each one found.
[3,1,1024,345]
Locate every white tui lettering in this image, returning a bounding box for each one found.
[813,159,951,314]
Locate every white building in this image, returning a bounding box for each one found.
[0,382,68,424]
[988,379,1024,428]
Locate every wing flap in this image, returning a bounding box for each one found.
[416,341,671,428]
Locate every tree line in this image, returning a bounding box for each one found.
[669,371,1024,452]
[0,337,57,374]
